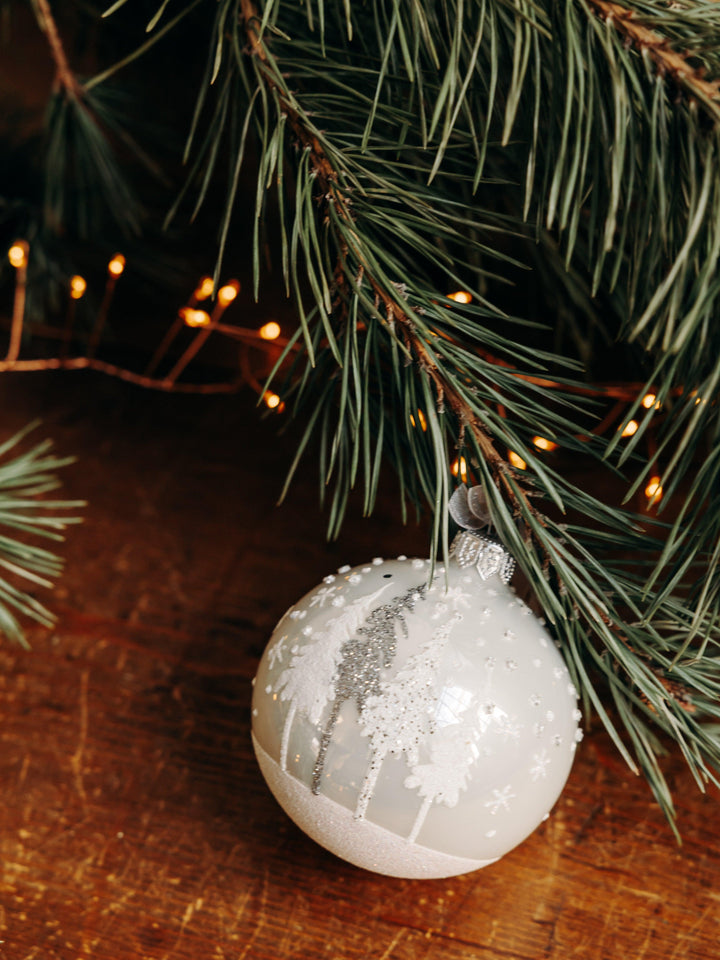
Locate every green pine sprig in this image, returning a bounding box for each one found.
[0,422,84,648]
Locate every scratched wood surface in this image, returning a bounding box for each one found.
[0,372,718,960]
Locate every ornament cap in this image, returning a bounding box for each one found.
[449,530,516,584]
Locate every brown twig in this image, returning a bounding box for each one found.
[586,0,720,121]
[32,0,85,99]
[0,355,242,393]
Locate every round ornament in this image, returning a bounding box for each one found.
[251,530,581,879]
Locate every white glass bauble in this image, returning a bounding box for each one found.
[251,533,581,879]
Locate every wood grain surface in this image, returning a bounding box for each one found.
[0,373,717,960]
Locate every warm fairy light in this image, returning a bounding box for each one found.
[620,419,639,438]
[645,476,663,502]
[180,307,211,328]
[451,457,468,482]
[264,391,284,410]
[69,275,87,300]
[532,436,558,452]
[195,276,214,300]
[260,321,281,341]
[410,409,428,431]
[108,254,126,277]
[8,241,28,269]
[642,393,657,409]
[508,451,527,470]
[217,281,240,306]
[448,290,472,304]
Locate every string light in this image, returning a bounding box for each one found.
[195,276,214,300]
[450,457,468,482]
[642,393,657,409]
[6,241,28,363]
[107,254,126,277]
[8,241,28,269]
[620,420,639,438]
[264,391,284,410]
[645,476,663,502]
[409,409,428,431]
[532,436,558,452]
[260,321,281,341]
[217,281,240,307]
[180,307,211,328]
[447,290,472,304]
[70,276,87,300]
[508,451,527,470]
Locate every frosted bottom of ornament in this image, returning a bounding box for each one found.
[253,735,498,879]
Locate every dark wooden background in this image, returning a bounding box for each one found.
[0,371,718,960]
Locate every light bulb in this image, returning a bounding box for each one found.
[450,457,468,482]
[180,307,211,328]
[645,476,663,501]
[70,275,87,300]
[217,281,240,306]
[447,290,472,304]
[641,393,657,410]
[264,391,283,410]
[508,451,527,470]
[108,254,125,277]
[8,241,28,269]
[620,420,639,438]
[195,276,214,300]
[532,436,558,452]
[260,321,281,341]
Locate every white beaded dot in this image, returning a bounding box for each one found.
[372,557,384,565]
[323,575,336,584]
[338,564,351,573]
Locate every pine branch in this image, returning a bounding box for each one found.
[585,0,720,121]
[146,0,720,827]
[0,423,84,648]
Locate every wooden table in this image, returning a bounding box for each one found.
[0,373,717,959]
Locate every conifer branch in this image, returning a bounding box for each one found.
[32,0,85,99]
[585,0,720,121]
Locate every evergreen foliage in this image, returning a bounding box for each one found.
[6,0,720,828]
[0,423,83,647]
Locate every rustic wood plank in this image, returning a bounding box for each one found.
[0,373,717,959]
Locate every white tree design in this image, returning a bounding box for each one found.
[274,585,389,771]
[404,720,478,843]
[355,612,462,820]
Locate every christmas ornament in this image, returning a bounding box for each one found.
[251,490,581,879]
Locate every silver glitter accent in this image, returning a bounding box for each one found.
[311,583,427,795]
[573,709,582,722]
[505,658,518,671]
[349,574,362,584]
[449,531,516,583]
[530,693,541,707]
[323,575,336,584]
[338,564,351,573]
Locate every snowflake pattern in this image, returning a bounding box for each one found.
[485,785,516,815]
[440,585,473,610]
[309,585,337,608]
[267,636,287,669]
[531,749,550,781]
